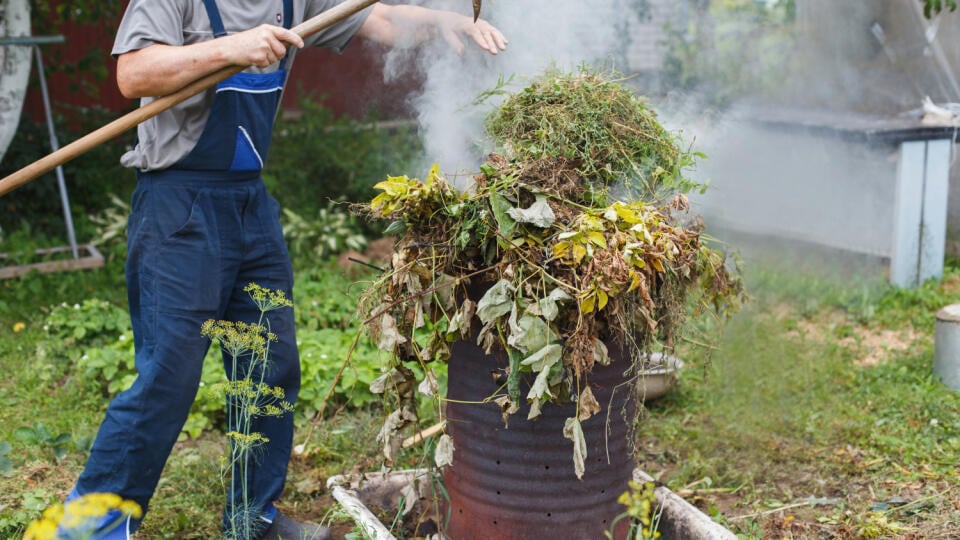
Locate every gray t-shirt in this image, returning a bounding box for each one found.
[112,0,372,171]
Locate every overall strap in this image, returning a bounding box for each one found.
[283,0,294,30]
[201,0,228,38]
[279,0,295,69]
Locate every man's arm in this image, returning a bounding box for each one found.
[356,4,507,55]
[117,3,507,99]
[116,24,305,99]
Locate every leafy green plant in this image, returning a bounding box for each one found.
[264,96,423,212]
[12,423,74,461]
[297,328,384,417]
[0,489,59,539]
[282,204,368,264]
[0,442,13,475]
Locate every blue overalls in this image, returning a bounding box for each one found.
[72,0,299,536]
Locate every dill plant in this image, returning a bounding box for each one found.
[201,284,295,539]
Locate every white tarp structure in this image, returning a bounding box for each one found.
[0,0,31,164]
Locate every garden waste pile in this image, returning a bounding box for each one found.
[359,68,743,473]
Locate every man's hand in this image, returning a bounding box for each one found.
[437,13,507,56]
[222,24,305,67]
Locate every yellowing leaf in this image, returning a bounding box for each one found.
[572,243,587,264]
[580,293,596,314]
[588,231,607,248]
[651,258,665,273]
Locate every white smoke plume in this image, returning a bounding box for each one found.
[382,0,631,184]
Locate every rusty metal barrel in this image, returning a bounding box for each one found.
[443,336,637,540]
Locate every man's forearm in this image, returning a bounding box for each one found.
[357,4,445,47]
[358,3,506,55]
[117,24,304,99]
[117,42,235,99]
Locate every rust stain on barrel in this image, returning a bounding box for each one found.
[443,337,636,540]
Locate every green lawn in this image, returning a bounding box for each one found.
[2,253,960,538]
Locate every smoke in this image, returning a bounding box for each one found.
[381,0,631,185]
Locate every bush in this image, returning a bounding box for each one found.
[264,97,424,214]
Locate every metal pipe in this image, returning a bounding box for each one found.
[34,45,79,259]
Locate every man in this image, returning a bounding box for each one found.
[66,1,507,538]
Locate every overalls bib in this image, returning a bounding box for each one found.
[177,0,294,173]
[76,1,301,534]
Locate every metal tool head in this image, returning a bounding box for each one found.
[473,0,482,22]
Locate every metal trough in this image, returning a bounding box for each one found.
[326,468,737,539]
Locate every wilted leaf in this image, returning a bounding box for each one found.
[524,344,562,401]
[477,280,514,323]
[370,368,409,394]
[494,395,519,426]
[536,288,573,321]
[507,312,553,353]
[563,417,587,479]
[376,314,408,351]
[418,369,439,397]
[507,195,556,228]
[490,192,517,241]
[592,338,610,366]
[434,434,455,468]
[377,406,418,462]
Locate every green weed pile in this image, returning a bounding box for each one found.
[485,68,701,199]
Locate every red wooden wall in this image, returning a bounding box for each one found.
[23,7,420,123]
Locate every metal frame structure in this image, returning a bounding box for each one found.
[0,35,103,279]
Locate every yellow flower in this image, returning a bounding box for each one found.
[24,493,142,540]
[12,322,25,333]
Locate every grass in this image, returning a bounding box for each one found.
[636,258,960,538]
[2,247,960,538]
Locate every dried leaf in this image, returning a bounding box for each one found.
[377,406,418,462]
[418,368,439,397]
[577,386,601,421]
[434,434,455,468]
[494,395,519,426]
[563,416,587,479]
[376,314,407,351]
[592,338,611,366]
[527,397,543,420]
[369,367,408,394]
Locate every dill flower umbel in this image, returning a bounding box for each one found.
[24,493,142,540]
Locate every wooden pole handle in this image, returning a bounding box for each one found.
[0,0,379,198]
